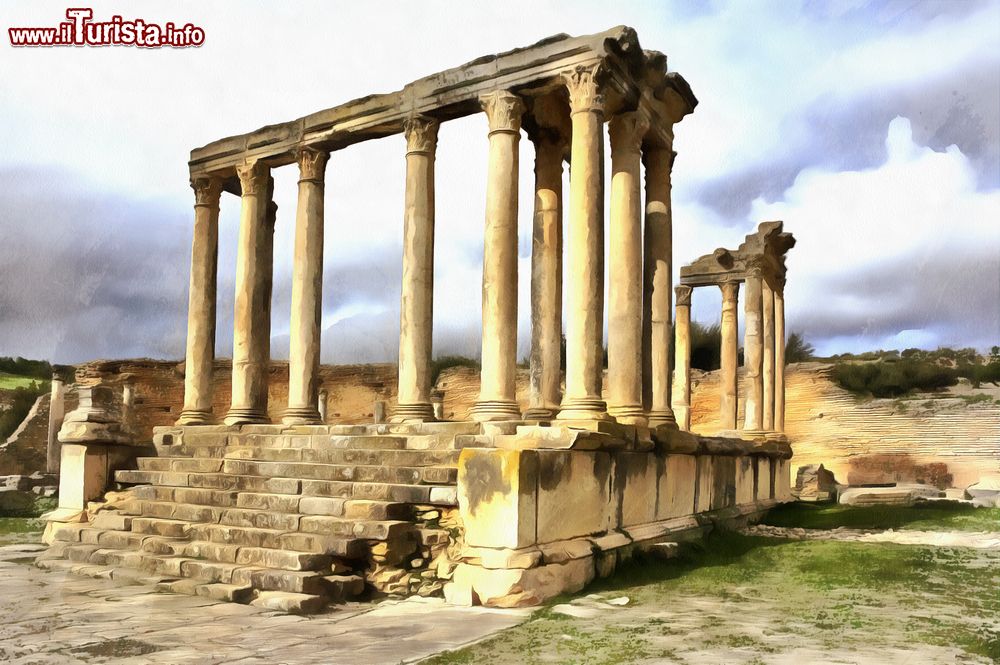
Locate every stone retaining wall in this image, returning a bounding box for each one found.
[446,426,792,607]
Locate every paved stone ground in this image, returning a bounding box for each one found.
[742,524,1000,548]
[0,544,530,665]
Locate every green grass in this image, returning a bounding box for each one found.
[761,501,1000,532]
[0,517,44,545]
[423,532,1000,664]
[0,373,43,390]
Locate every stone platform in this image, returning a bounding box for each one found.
[38,419,794,613]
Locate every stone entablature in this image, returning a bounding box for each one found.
[679,220,795,290]
[188,27,695,187]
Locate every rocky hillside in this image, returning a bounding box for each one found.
[2,360,997,488]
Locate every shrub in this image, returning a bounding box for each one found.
[690,322,721,371]
[831,360,957,398]
[785,332,814,363]
[0,381,49,441]
[429,355,480,386]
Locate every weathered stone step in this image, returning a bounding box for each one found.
[71,542,334,595]
[221,459,457,485]
[127,486,413,520]
[219,447,461,467]
[117,470,458,505]
[186,523,366,557]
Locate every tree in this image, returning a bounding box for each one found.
[784,332,814,364]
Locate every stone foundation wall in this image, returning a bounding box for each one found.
[448,428,792,607]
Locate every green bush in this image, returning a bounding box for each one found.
[831,360,957,398]
[691,322,721,371]
[785,332,814,363]
[430,355,480,386]
[0,381,49,441]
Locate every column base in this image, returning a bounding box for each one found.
[607,404,648,427]
[175,409,214,426]
[390,402,436,423]
[522,405,558,421]
[469,400,522,422]
[223,408,270,426]
[556,398,610,421]
[281,406,322,426]
[646,408,678,429]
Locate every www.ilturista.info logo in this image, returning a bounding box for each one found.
[9,8,205,48]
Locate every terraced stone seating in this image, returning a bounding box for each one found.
[38,423,469,614]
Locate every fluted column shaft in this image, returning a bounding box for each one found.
[226,161,275,425]
[284,148,330,425]
[472,91,524,422]
[178,176,223,425]
[762,280,776,431]
[719,280,740,431]
[607,112,648,426]
[394,117,439,423]
[743,261,765,431]
[672,285,693,430]
[774,287,786,432]
[524,135,564,420]
[558,64,608,421]
[641,146,677,428]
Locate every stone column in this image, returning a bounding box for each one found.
[471,91,525,422]
[774,286,786,432]
[607,112,649,426]
[641,146,677,428]
[393,116,439,423]
[283,147,330,425]
[719,280,740,431]
[762,280,776,431]
[46,373,65,473]
[557,63,609,421]
[743,259,765,432]
[523,134,564,420]
[177,176,223,425]
[671,285,693,430]
[225,161,275,426]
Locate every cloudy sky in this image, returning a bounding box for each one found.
[1,0,998,365]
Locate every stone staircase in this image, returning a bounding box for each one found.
[38,423,469,613]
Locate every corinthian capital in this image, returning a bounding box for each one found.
[562,62,605,115]
[480,90,525,134]
[720,280,740,303]
[191,176,223,207]
[675,285,693,306]
[297,147,329,183]
[404,115,439,155]
[609,111,649,155]
[236,160,271,197]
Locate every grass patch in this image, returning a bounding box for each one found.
[423,532,1000,664]
[0,373,44,390]
[761,501,1000,532]
[0,517,44,545]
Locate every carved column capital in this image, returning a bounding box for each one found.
[609,111,649,155]
[236,160,271,197]
[562,62,606,115]
[720,280,740,303]
[480,90,525,135]
[674,284,693,306]
[404,115,440,155]
[296,147,329,183]
[191,176,223,208]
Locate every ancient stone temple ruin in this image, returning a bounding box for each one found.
[40,26,795,613]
